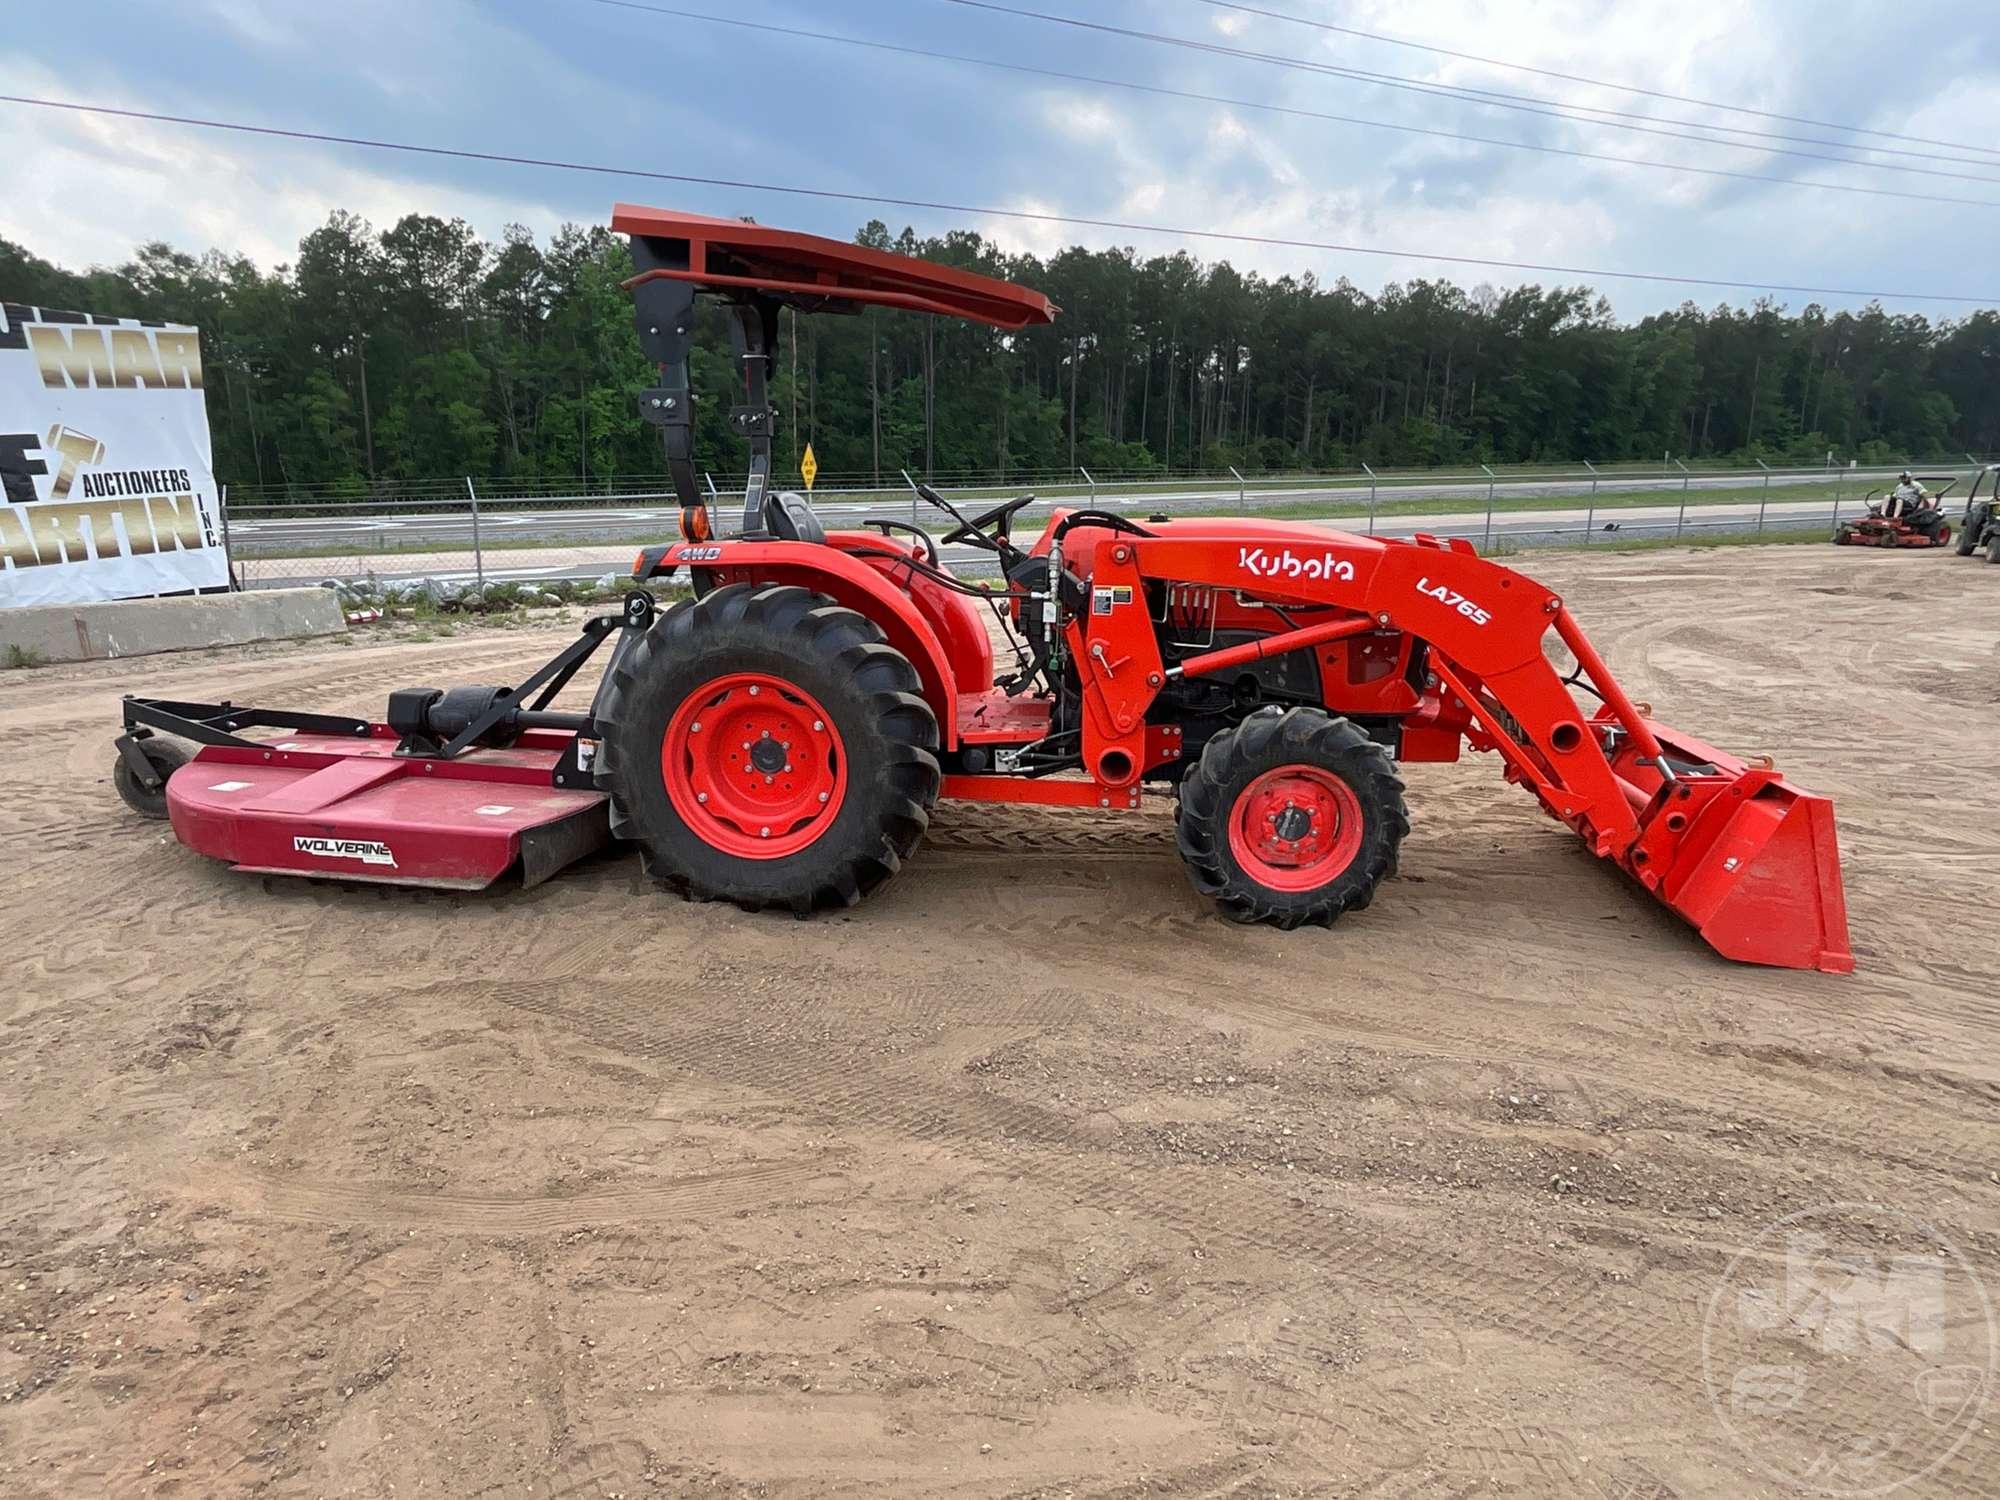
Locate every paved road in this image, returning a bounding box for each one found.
[227,469,1884,553]
[240,493,1852,591]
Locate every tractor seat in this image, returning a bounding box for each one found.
[766,490,826,545]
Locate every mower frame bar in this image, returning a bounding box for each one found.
[116,698,374,795]
[403,608,633,761]
[120,698,373,747]
[119,597,655,796]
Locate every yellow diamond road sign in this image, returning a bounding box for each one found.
[800,443,819,492]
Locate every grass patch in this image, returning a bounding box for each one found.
[1547,526,1833,556]
[3,643,48,670]
[1238,479,1855,524]
[239,533,663,561]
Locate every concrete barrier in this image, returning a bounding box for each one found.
[1,588,347,663]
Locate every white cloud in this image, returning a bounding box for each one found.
[1,0,1992,318]
[1045,94,1123,142]
[0,64,569,273]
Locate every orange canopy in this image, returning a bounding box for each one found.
[612,204,1059,330]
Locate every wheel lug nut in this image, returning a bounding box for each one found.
[765,775,774,784]
[761,730,771,739]
[759,826,770,837]
[748,685,760,696]
[690,721,701,732]
[817,791,829,803]
[812,720,824,732]
[696,792,708,804]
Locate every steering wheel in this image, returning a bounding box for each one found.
[939,493,1038,549]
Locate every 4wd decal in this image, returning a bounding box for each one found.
[293,836,398,869]
[676,544,723,562]
[1416,576,1492,625]
[1237,546,1356,582]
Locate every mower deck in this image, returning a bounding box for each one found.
[1834,519,1949,548]
[166,729,609,889]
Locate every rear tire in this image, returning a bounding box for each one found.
[594,583,940,913]
[113,737,188,820]
[1987,535,2000,565]
[1176,707,1408,930]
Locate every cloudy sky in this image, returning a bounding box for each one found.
[4,0,1998,318]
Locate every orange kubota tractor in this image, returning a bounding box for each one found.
[112,206,1853,973]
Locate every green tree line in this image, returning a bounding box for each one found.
[4,211,1995,496]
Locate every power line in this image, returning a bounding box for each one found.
[966,0,2000,173]
[1189,10,2000,173]
[1189,0,2000,162]
[942,0,2000,182]
[568,0,2000,211]
[2,93,1993,305]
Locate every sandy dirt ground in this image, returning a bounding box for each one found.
[2,544,1996,1498]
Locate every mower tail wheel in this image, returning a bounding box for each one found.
[113,737,189,820]
[594,583,941,913]
[1176,707,1408,930]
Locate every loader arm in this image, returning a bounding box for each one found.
[1068,525,1852,973]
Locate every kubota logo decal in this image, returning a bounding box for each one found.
[293,836,398,868]
[1237,545,1356,582]
[1416,576,1492,625]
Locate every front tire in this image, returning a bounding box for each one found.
[1955,507,1982,555]
[594,584,941,912]
[1176,708,1408,929]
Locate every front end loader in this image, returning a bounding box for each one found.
[111,205,1853,974]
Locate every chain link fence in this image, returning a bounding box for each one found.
[219,457,1990,590]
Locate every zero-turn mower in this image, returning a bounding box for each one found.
[1834,475,1957,548]
[1953,464,2000,564]
[110,205,1853,973]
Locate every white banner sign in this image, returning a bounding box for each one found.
[2,303,230,606]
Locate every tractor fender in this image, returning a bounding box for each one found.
[660,539,962,747]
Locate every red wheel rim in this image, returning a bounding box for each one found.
[661,672,847,859]
[1227,767,1364,892]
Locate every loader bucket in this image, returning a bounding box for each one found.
[1603,717,1854,974]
